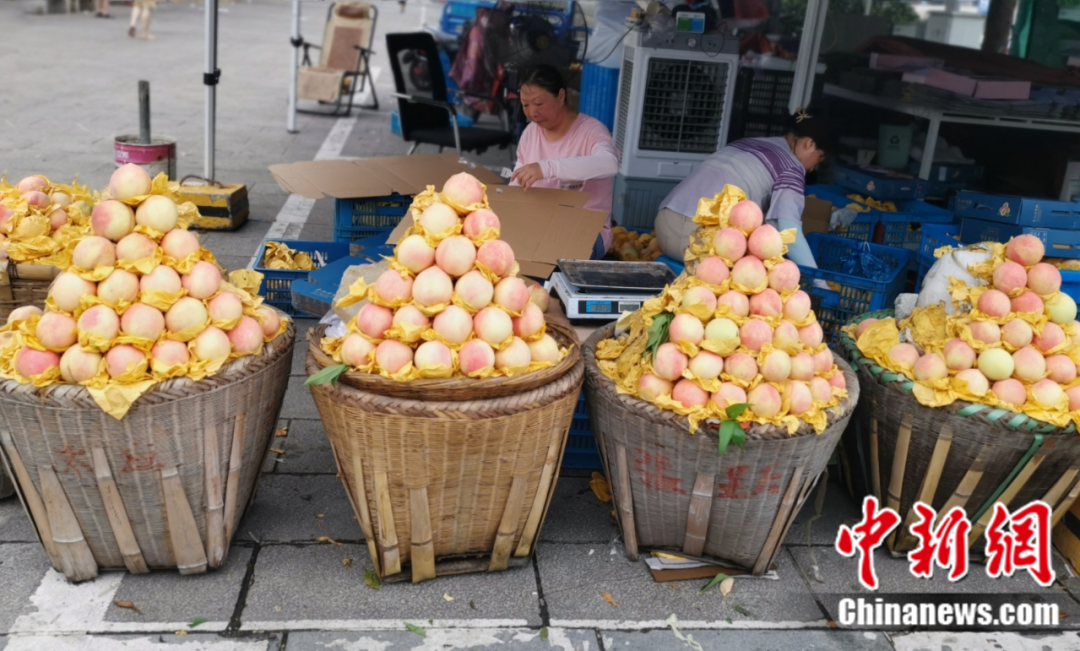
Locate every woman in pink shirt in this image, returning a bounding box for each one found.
[510,66,619,259]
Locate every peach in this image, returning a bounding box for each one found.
[1011,291,1044,314]
[527,333,561,364]
[671,379,709,408]
[799,322,824,347]
[375,270,413,305]
[228,316,264,354]
[418,203,460,236]
[60,346,102,383]
[809,376,833,403]
[785,381,813,416]
[725,353,758,383]
[49,272,96,313]
[109,163,152,200]
[992,378,1027,408]
[47,208,67,231]
[91,200,135,242]
[914,353,948,381]
[1002,319,1034,349]
[473,306,513,346]
[729,200,764,234]
[739,319,774,352]
[463,208,500,240]
[51,192,72,209]
[493,277,530,313]
[969,320,1002,345]
[789,352,815,381]
[943,339,976,371]
[356,302,393,340]
[767,261,801,293]
[1068,385,1080,411]
[23,191,49,209]
[255,306,281,338]
[16,175,47,195]
[731,256,767,289]
[77,305,120,341]
[1033,322,1066,354]
[476,240,515,277]
[134,195,179,233]
[512,302,546,339]
[955,368,989,397]
[442,172,484,208]
[527,282,550,312]
[638,373,674,403]
[712,228,747,263]
[15,347,59,378]
[1005,234,1044,267]
[459,339,496,374]
[705,317,739,343]
[116,232,157,263]
[1032,378,1065,409]
[977,289,1011,318]
[1012,346,1046,381]
[152,339,190,368]
[682,286,718,313]
[192,326,231,362]
[0,203,14,232]
[688,350,724,381]
[814,349,834,374]
[992,261,1027,295]
[1047,355,1078,384]
[396,234,436,274]
[888,343,921,368]
[432,304,473,344]
[652,342,688,382]
[71,200,92,218]
[711,382,748,408]
[392,304,430,330]
[140,267,181,296]
[120,303,165,341]
[696,256,730,286]
[36,311,77,350]
[748,224,783,260]
[455,270,494,311]
[749,289,783,318]
[855,318,879,339]
[161,229,200,260]
[435,235,477,277]
[783,291,813,323]
[1047,293,1078,325]
[98,269,140,305]
[165,297,207,334]
[413,340,453,371]
[72,236,116,270]
[181,261,222,300]
[978,347,1014,381]
[1027,263,1061,295]
[375,340,414,374]
[670,313,705,346]
[717,291,750,317]
[829,371,847,391]
[761,349,792,382]
[208,291,243,326]
[105,344,146,378]
[748,383,782,418]
[340,333,375,367]
[495,336,532,370]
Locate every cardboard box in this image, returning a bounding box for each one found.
[869,53,944,71]
[801,196,833,235]
[972,78,1030,100]
[901,68,978,97]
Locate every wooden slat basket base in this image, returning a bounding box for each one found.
[0,322,295,582]
[0,261,57,323]
[841,310,1080,555]
[306,334,585,583]
[583,324,861,574]
[0,465,14,499]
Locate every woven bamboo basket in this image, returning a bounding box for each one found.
[0,321,295,582]
[840,309,1080,555]
[0,464,13,499]
[582,324,860,574]
[306,321,584,583]
[0,261,58,323]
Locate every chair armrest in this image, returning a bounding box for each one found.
[392,93,457,117]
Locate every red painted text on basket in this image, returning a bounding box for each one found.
[633,450,687,495]
[715,463,785,500]
[909,503,970,582]
[835,496,901,590]
[55,445,93,479]
[986,501,1055,587]
[120,441,163,472]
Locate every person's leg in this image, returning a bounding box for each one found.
[128,4,138,36]
[139,6,153,39]
[655,208,696,261]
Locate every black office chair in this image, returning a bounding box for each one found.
[385,32,515,159]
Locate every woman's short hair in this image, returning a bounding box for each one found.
[784,108,831,153]
[521,65,567,98]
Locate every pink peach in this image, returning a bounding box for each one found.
[749,288,783,318]
[60,346,102,383]
[761,349,792,382]
[717,291,750,317]
[1012,347,1046,382]
[669,313,705,346]
[1048,354,1078,385]
[208,291,244,326]
[459,339,496,375]
[15,347,59,378]
[396,234,436,274]
[977,289,1011,318]
[90,200,135,242]
[696,256,730,286]
[120,303,165,341]
[773,320,801,351]
[992,378,1027,407]
[375,269,413,305]
[1002,319,1034,349]
[731,256,767,289]
[527,334,561,364]
[747,383,782,418]
[36,311,77,350]
[729,200,764,234]
[462,209,500,240]
[473,306,513,346]
[98,269,140,305]
[23,191,49,209]
[1011,291,1044,314]
[724,353,758,383]
[134,194,179,233]
[494,337,532,370]
[687,350,724,381]
[1027,263,1062,296]
[1067,385,1080,411]
[442,172,484,208]
[767,261,800,293]
[109,163,152,200]
[72,236,116,270]
[432,304,474,344]
[681,286,718,313]
[799,322,824,347]
[789,352,815,381]
[413,340,453,371]
[181,261,222,300]
[16,175,47,195]
[712,228,747,263]
[49,272,96,313]
[340,333,375,367]
[152,339,191,367]
[375,339,414,374]
[711,382,748,408]
[914,353,948,381]
[228,316,264,354]
[455,270,495,311]
[969,320,1002,345]
[192,326,231,362]
[785,381,813,416]
[411,266,455,307]
[476,240,515,277]
[652,342,688,382]
[671,379,709,408]
[809,376,833,402]
[1032,378,1065,409]
[739,319,774,352]
[255,306,281,338]
[1005,234,1044,267]
[105,344,147,378]
[813,348,834,374]
[527,282,550,312]
[47,208,67,231]
[418,203,460,235]
[140,265,182,294]
[116,232,157,263]
[493,277,530,313]
[993,261,1028,295]
[747,224,783,260]
[888,343,920,368]
[435,235,477,277]
[943,339,976,371]
[161,229,201,260]
[784,291,812,322]
[512,302,545,339]
[955,368,989,397]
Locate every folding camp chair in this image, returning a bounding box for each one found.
[297,2,379,116]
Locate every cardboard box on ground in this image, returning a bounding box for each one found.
[801,196,832,235]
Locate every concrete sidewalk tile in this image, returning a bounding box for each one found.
[241,474,359,543]
[287,629,596,649]
[262,419,290,475]
[538,543,824,625]
[280,419,338,475]
[243,545,541,626]
[104,546,253,625]
[784,480,861,546]
[891,631,1080,651]
[600,629,894,650]
[0,498,39,543]
[298,223,335,243]
[539,476,619,544]
[0,634,276,650]
[291,319,319,376]
[0,543,53,634]
[281,377,320,420]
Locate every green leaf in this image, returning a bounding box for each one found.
[725,402,751,420]
[717,421,734,457]
[189,617,207,629]
[540,627,549,641]
[363,569,381,590]
[306,363,349,387]
[700,572,730,593]
[726,617,733,624]
[405,622,426,637]
[731,422,747,450]
[732,604,753,616]
[646,312,674,359]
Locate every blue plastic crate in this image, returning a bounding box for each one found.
[657,254,685,275]
[254,240,352,315]
[805,184,875,242]
[334,194,411,243]
[959,217,1080,259]
[440,0,494,34]
[798,233,912,346]
[953,191,1080,229]
[876,201,953,250]
[832,165,928,200]
[563,392,602,469]
[290,279,337,318]
[1062,270,1080,306]
[579,63,620,133]
[913,223,962,291]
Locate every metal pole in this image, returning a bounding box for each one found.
[205,0,220,180]
[287,0,301,133]
[788,0,829,114]
[138,80,151,145]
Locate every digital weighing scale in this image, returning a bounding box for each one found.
[551,272,664,320]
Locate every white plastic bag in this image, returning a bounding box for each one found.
[916,245,992,313]
[587,1,638,67]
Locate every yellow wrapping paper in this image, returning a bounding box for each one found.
[140,288,187,312]
[261,241,315,271]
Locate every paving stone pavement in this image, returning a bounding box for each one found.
[5,0,1080,649]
